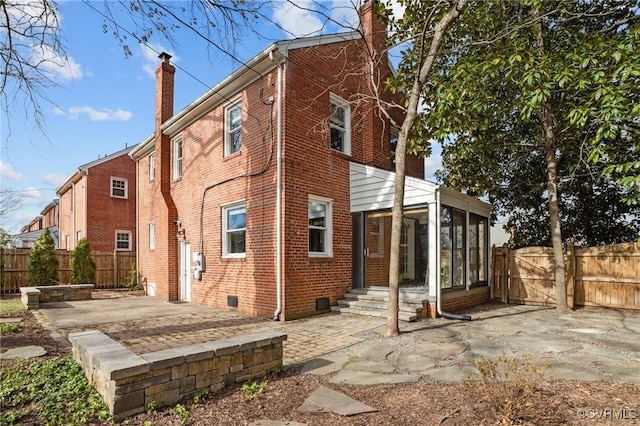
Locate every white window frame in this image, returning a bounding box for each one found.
[329,93,351,155]
[115,230,132,251]
[308,195,333,257]
[173,136,183,179]
[222,200,246,258]
[149,222,156,250]
[390,127,399,170]
[224,99,243,156]
[111,177,128,199]
[149,152,156,182]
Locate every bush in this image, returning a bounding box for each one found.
[125,261,142,290]
[71,238,96,284]
[27,228,58,286]
[467,354,550,424]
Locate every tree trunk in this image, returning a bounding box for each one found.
[385,0,469,336]
[533,6,568,312]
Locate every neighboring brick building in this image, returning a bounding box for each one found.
[56,147,136,252]
[131,1,491,321]
[12,200,59,248]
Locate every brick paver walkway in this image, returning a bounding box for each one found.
[58,303,386,365]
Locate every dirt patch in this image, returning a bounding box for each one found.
[2,297,639,425]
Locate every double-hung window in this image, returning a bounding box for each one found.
[222,201,246,257]
[329,93,350,155]
[390,127,399,171]
[225,100,242,156]
[111,177,127,198]
[173,136,183,179]
[308,195,333,257]
[115,230,132,251]
[149,222,156,250]
[149,152,156,181]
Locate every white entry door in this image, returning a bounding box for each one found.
[180,241,191,302]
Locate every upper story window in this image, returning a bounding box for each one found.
[149,222,156,250]
[173,136,183,179]
[222,201,246,257]
[308,195,333,257]
[149,152,156,182]
[111,177,128,198]
[390,127,399,171]
[329,93,351,155]
[225,100,242,156]
[115,230,132,251]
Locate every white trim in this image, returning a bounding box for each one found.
[222,200,246,258]
[149,222,156,250]
[149,152,156,182]
[172,136,183,179]
[329,93,351,155]
[308,195,333,257]
[110,176,128,199]
[115,230,132,251]
[224,99,243,156]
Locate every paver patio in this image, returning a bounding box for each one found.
[38,295,640,383]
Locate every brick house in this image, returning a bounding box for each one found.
[130,1,491,321]
[56,147,137,252]
[11,200,60,248]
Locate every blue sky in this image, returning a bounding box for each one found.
[0,0,442,234]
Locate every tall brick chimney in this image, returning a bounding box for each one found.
[359,0,393,169]
[359,0,388,64]
[153,52,179,301]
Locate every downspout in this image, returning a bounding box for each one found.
[273,61,284,321]
[135,160,141,294]
[436,187,472,321]
[71,181,76,249]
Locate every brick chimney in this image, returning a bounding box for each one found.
[359,0,394,169]
[359,0,388,63]
[153,52,179,301]
[156,52,175,130]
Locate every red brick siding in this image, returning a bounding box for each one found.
[85,155,137,252]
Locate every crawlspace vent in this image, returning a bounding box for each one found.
[315,297,330,310]
[227,295,238,307]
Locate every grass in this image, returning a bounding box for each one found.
[0,356,110,425]
[0,299,25,317]
[0,322,22,333]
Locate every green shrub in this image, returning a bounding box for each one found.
[27,228,58,286]
[71,238,96,284]
[125,261,142,290]
[0,356,109,425]
[241,380,268,401]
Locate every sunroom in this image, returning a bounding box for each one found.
[346,162,492,319]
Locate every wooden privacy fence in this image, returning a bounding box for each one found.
[1,248,135,294]
[491,242,640,310]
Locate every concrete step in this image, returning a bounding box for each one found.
[331,306,417,322]
[337,299,421,314]
[342,292,425,307]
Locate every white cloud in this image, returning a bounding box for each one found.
[141,43,177,78]
[20,186,43,204]
[53,105,132,121]
[0,160,24,181]
[273,0,325,38]
[42,172,66,187]
[31,44,84,81]
[383,0,406,21]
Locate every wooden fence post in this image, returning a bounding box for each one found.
[566,241,575,309]
[502,246,509,303]
[113,250,118,287]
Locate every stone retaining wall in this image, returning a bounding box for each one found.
[20,284,94,310]
[68,330,287,421]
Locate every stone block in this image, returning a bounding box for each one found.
[210,382,224,393]
[112,390,144,416]
[181,344,215,363]
[204,340,240,356]
[187,358,214,376]
[154,388,180,407]
[230,363,244,373]
[100,356,150,381]
[164,379,181,391]
[142,348,185,370]
[172,363,188,380]
[218,359,230,375]
[145,383,165,397]
[180,376,196,394]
